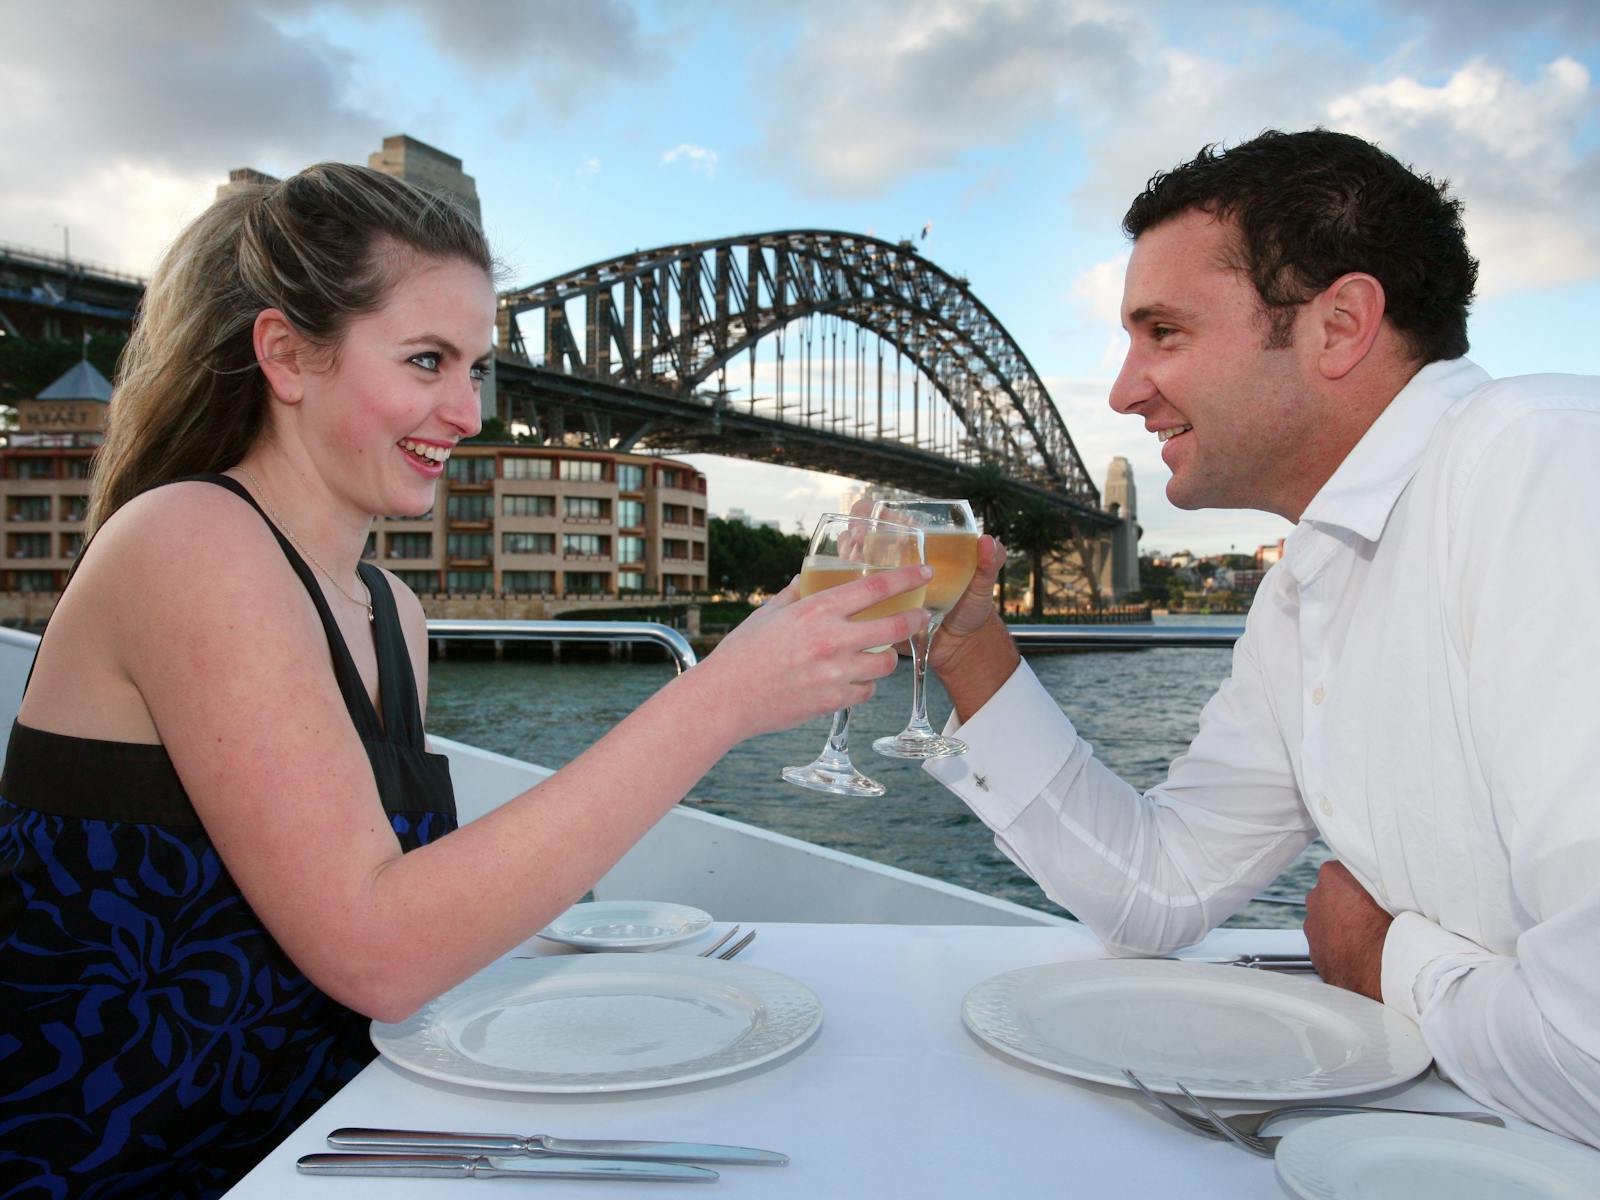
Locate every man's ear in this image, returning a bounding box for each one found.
[1314,273,1386,381]
[254,309,308,405]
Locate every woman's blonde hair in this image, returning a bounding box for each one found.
[87,162,493,532]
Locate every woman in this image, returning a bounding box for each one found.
[0,163,928,1198]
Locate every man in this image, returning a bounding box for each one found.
[925,129,1600,1145]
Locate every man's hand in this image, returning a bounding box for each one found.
[1303,860,1393,1001]
[923,535,1020,722]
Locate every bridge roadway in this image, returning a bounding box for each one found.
[493,353,1114,526]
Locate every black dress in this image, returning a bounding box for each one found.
[0,474,457,1199]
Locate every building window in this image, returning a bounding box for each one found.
[617,499,645,527]
[9,534,51,559]
[502,570,554,594]
[617,570,646,592]
[662,504,689,525]
[9,459,55,480]
[659,467,685,489]
[447,570,493,593]
[563,571,609,595]
[502,494,555,517]
[363,532,377,559]
[16,570,56,593]
[562,533,606,557]
[446,456,495,483]
[502,532,554,555]
[386,532,433,559]
[692,542,706,561]
[563,496,608,520]
[61,532,84,560]
[663,538,689,560]
[394,570,439,593]
[447,532,492,558]
[560,458,604,482]
[447,494,492,521]
[692,508,706,527]
[61,495,89,522]
[617,535,645,563]
[503,456,554,480]
[7,497,51,522]
[616,463,646,491]
[65,458,92,479]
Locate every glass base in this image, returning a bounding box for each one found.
[782,760,886,797]
[872,731,968,759]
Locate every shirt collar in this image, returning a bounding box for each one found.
[1296,357,1491,543]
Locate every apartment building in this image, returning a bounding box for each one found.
[370,445,710,599]
[1,363,710,603]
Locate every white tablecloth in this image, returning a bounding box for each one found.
[225,922,1527,1199]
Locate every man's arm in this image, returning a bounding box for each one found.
[924,537,1316,954]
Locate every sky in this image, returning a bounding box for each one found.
[4,0,1598,555]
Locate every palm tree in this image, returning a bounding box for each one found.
[961,462,1014,611]
[1006,497,1070,618]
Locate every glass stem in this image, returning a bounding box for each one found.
[904,616,939,739]
[815,706,856,771]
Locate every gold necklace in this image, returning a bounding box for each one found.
[239,467,374,623]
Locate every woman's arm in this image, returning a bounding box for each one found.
[104,486,927,1021]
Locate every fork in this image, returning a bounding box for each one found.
[1122,1070,1505,1156]
[698,926,740,957]
[716,930,756,961]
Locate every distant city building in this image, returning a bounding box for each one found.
[1257,538,1285,568]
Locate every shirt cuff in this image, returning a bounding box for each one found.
[923,658,1081,830]
[1381,910,1486,1025]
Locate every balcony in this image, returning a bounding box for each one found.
[447,556,492,568]
[447,519,492,531]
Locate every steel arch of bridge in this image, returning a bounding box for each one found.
[495,230,1110,524]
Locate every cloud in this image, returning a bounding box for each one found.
[580,155,602,175]
[662,143,720,176]
[757,0,1141,197]
[0,1,670,271]
[327,0,659,117]
[1326,57,1600,295]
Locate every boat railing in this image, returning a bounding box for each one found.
[1007,624,1242,650]
[427,619,700,673]
[422,620,1247,677]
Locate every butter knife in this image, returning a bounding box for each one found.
[330,1127,789,1166]
[298,1153,718,1182]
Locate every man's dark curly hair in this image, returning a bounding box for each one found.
[1122,129,1478,362]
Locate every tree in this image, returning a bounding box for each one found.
[961,462,1012,610]
[707,517,806,600]
[1006,496,1070,618]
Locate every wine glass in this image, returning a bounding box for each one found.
[781,513,926,797]
[869,498,980,759]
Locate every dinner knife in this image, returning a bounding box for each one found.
[298,1153,719,1182]
[329,1127,789,1166]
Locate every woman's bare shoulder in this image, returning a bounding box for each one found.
[80,480,316,641]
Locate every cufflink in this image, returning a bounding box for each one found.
[973,773,989,792]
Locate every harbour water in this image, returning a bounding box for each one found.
[425,614,1326,929]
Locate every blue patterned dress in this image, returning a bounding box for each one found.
[0,475,457,1198]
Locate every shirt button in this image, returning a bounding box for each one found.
[1311,685,1325,705]
[1318,796,1334,817]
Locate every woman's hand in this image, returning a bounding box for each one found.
[697,564,932,742]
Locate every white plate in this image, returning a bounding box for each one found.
[371,954,822,1093]
[536,900,713,952]
[961,958,1431,1100]
[1276,1113,1600,1200]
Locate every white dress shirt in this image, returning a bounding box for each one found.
[927,359,1600,1145]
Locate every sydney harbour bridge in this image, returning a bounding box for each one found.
[2,230,1117,532]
